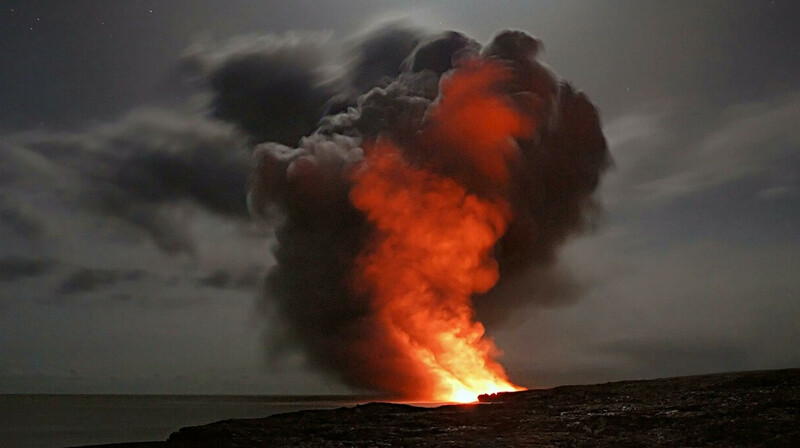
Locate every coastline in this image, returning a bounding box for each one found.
[70,368,800,447]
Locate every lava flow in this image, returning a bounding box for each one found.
[349,60,531,402]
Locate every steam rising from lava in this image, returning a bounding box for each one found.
[243,28,610,401]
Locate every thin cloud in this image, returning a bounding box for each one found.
[0,257,54,283]
[622,92,800,203]
[1,109,251,256]
[58,267,146,296]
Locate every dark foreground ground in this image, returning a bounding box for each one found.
[76,368,799,447]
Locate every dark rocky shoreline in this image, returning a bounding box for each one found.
[75,368,800,447]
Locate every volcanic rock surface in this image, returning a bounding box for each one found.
[81,369,800,447]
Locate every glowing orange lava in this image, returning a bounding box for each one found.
[351,142,523,402]
[349,58,531,403]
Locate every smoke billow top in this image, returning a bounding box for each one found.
[202,24,610,401]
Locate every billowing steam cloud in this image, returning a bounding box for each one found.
[210,26,609,400]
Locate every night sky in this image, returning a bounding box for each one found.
[1,0,799,394]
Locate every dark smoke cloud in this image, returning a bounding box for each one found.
[180,33,335,145]
[407,31,480,77]
[184,23,431,145]
[477,81,610,326]
[317,29,482,142]
[322,22,424,116]
[244,28,610,395]
[345,22,424,94]
[475,266,583,327]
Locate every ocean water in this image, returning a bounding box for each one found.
[0,394,370,448]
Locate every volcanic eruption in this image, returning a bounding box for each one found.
[241,27,610,402]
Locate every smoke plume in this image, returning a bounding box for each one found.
[242,27,610,400]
